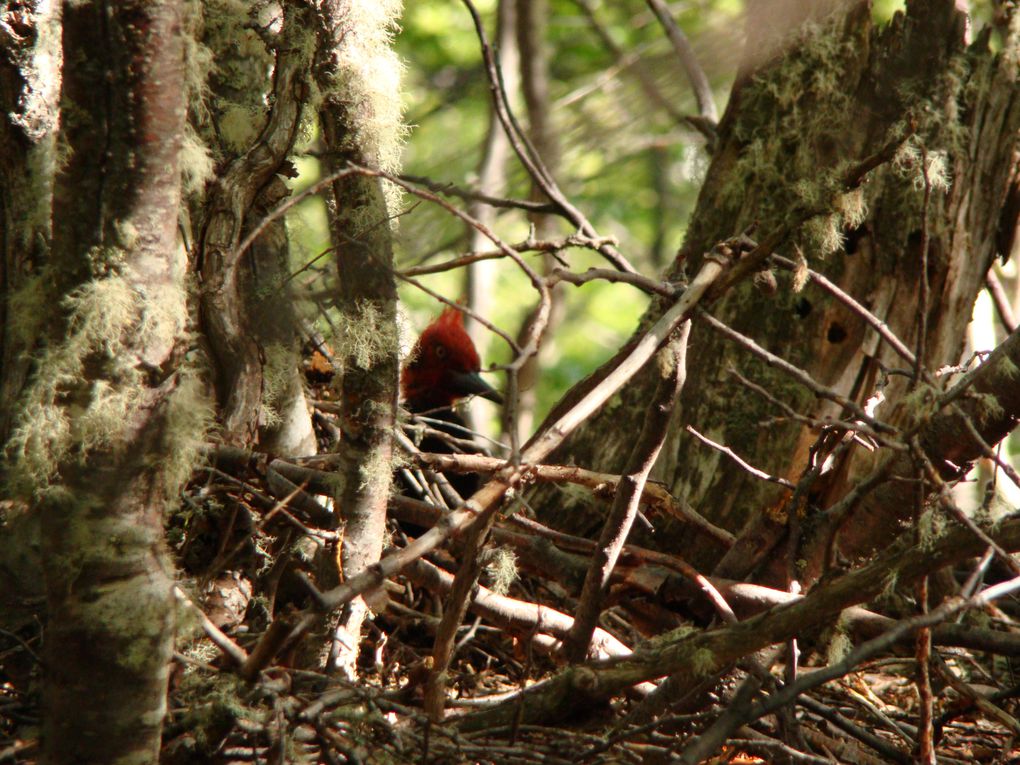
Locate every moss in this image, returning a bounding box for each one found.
[825,617,853,664]
[968,391,1005,426]
[159,369,215,497]
[898,383,939,429]
[481,546,518,596]
[717,13,862,243]
[6,271,53,346]
[4,269,192,496]
[180,123,215,197]
[318,0,407,216]
[191,0,274,158]
[338,299,399,372]
[259,343,297,428]
[918,507,946,550]
[689,647,718,678]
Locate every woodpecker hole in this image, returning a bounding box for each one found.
[827,323,847,343]
[794,298,813,318]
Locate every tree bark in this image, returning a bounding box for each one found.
[533,1,1020,583]
[3,3,195,763]
[316,0,404,677]
[196,2,315,448]
[0,1,61,446]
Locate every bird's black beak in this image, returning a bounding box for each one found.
[450,371,503,405]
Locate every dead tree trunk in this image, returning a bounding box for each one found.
[535,1,1020,583]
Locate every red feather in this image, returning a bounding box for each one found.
[401,307,496,411]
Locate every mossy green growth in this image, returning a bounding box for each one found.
[4,267,193,496]
[318,0,407,217]
[259,343,297,428]
[825,616,853,664]
[190,0,274,157]
[159,368,215,497]
[718,14,865,252]
[481,546,518,596]
[338,299,399,372]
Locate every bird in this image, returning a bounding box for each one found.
[399,306,502,504]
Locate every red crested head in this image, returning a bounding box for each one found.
[401,307,502,411]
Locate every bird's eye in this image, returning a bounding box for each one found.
[434,345,447,358]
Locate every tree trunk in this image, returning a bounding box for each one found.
[316,0,404,677]
[196,1,315,450]
[534,0,1020,582]
[3,3,200,763]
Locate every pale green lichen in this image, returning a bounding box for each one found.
[690,647,717,678]
[320,0,407,216]
[918,507,946,550]
[4,270,191,494]
[969,391,1005,425]
[258,343,297,429]
[898,382,939,429]
[826,616,853,664]
[338,299,399,371]
[180,123,216,197]
[6,271,52,346]
[159,369,216,497]
[482,546,519,596]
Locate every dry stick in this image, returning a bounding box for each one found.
[285,250,732,655]
[914,445,1020,577]
[344,163,550,369]
[461,0,640,275]
[173,586,249,667]
[644,0,718,125]
[549,266,678,298]
[686,425,797,489]
[730,366,896,445]
[953,408,1020,492]
[397,172,558,214]
[679,556,1006,765]
[770,254,918,368]
[986,269,1018,333]
[564,321,693,662]
[742,567,1020,735]
[403,557,634,661]
[413,451,734,546]
[570,0,711,139]
[393,492,739,625]
[401,232,610,277]
[677,648,785,765]
[797,696,912,765]
[932,652,1020,736]
[698,309,896,434]
[423,505,501,720]
[230,166,359,264]
[453,518,1020,733]
[915,558,936,765]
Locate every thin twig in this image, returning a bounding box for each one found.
[686,425,797,489]
[565,321,692,661]
[644,0,717,125]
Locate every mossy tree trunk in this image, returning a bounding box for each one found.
[2,2,201,763]
[195,1,316,454]
[315,0,404,677]
[0,1,60,448]
[536,1,1020,583]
